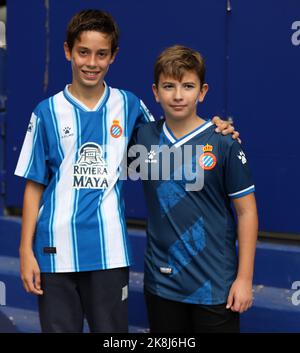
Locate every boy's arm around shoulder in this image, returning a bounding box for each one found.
[19,180,44,295]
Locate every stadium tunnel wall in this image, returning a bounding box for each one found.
[0,0,300,332]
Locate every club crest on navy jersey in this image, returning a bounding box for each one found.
[110,119,123,138]
[199,144,217,170]
[73,142,108,189]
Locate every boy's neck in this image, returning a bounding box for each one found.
[68,81,105,110]
[165,115,207,139]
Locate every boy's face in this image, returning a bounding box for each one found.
[152,70,208,121]
[64,31,118,89]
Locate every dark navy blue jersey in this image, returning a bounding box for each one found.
[135,119,255,304]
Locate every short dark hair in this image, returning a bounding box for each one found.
[66,9,119,54]
[154,45,206,87]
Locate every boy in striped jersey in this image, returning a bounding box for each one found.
[15,9,155,333]
[15,10,237,333]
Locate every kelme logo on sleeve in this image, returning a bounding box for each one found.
[73,143,109,189]
[237,150,247,164]
[27,121,34,133]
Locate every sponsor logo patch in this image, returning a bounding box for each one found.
[73,142,109,189]
[122,285,128,301]
[159,267,173,275]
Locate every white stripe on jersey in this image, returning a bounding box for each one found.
[101,184,127,268]
[50,92,77,272]
[163,122,176,144]
[228,185,255,197]
[140,100,155,122]
[174,121,214,148]
[15,113,39,178]
[101,88,127,268]
[72,107,82,271]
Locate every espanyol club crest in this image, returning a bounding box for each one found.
[110,119,123,138]
[199,144,217,170]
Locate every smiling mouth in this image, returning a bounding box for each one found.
[82,70,100,78]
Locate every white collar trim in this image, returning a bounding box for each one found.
[65,82,108,112]
[163,120,214,147]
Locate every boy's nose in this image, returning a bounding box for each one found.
[174,88,183,100]
[87,55,97,67]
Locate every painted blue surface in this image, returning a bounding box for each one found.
[241,286,300,333]
[1,0,300,333]
[227,0,300,233]
[5,0,226,217]
[0,216,21,257]
[4,0,300,233]
[0,47,6,110]
[0,112,5,215]
[2,220,300,333]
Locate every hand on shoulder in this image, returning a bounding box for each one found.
[212,116,241,143]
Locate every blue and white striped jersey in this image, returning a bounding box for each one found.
[136,119,255,305]
[15,83,154,273]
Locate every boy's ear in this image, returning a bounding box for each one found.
[198,83,209,103]
[152,84,160,103]
[109,47,119,64]
[64,42,72,61]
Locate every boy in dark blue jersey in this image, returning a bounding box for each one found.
[132,45,258,333]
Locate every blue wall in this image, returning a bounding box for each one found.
[227,0,300,233]
[4,0,300,234]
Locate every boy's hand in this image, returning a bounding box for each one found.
[212,116,241,143]
[20,249,43,295]
[226,278,253,313]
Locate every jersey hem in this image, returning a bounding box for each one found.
[39,261,132,273]
[144,284,228,305]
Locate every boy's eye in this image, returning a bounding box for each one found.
[183,84,195,89]
[79,50,88,55]
[98,51,109,57]
[162,84,174,89]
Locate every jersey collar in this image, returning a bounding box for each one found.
[163,119,214,148]
[63,82,110,112]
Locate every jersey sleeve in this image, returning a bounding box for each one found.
[139,99,155,124]
[224,141,255,199]
[129,99,155,146]
[14,111,49,185]
[126,100,154,169]
[133,99,155,139]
